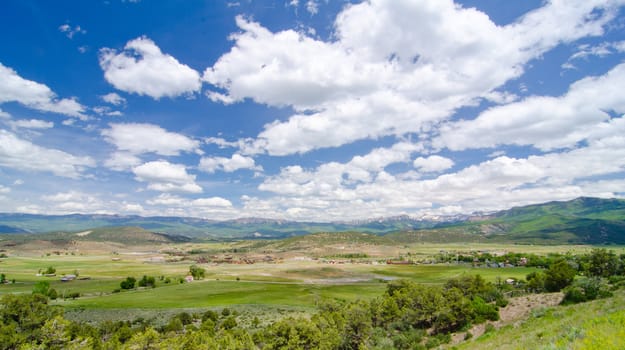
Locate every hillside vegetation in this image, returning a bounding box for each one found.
[394,197,625,245]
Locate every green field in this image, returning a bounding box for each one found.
[0,240,618,332]
[1,251,539,309]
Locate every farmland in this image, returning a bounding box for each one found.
[0,235,611,316]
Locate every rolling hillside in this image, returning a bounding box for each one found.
[1,197,624,244]
[392,197,625,244]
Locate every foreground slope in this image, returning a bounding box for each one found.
[456,289,625,350]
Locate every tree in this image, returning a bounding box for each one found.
[562,277,613,304]
[545,259,577,292]
[120,277,136,290]
[32,280,57,299]
[588,248,619,277]
[341,300,372,349]
[189,265,205,280]
[526,271,547,293]
[138,275,156,288]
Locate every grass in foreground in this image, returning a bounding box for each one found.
[456,290,625,350]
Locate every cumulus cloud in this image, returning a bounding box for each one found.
[204,1,622,156]
[101,92,126,106]
[102,123,200,157]
[0,62,86,118]
[103,151,142,171]
[133,160,202,193]
[0,129,94,178]
[193,197,232,207]
[249,131,625,221]
[198,153,261,173]
[146,193,235,219]
[435,63,625,151]
[99,36,201,99]
[32,191,145,215]
[413,155,454,173]
[259,142,422,197]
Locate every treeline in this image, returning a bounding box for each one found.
[0,274,504,349]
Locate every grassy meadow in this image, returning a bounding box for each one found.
[0,240,581,308]
[1,239,622,330]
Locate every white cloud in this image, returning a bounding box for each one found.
[204,1,623,156]
[121,203,144,213]
[28,190,145,215]
[133,160,202,193]
[259,141,422,196]
[102,123,200,156]
[249,131,625,221]
[101,92,126,106]
[306,0,319,15]
[8,119,54,130]
[0,108,10,119]
[193,197,232,207]
[0,185,10,194]
[435,63,625,151]
[103,151,141,171]
[99,36,201,99]
[93,106,123,116]
[0,129,94,178]
[145,193,235,219]
[204,137,239,149]
[198,153,261,173]
[146,193,186,206]
[413,155,454,173]
[0,62,86,118]
[58,23,86,39]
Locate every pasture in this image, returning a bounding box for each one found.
[0,240,617,324]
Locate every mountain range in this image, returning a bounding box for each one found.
[0,197,624,244]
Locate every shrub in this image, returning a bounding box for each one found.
[189,265,205,280]
[545,259,577,292]
[562,277,613,305]
[176,312,193,325]
[138,275,156,288]
[120,276,136,290]
[221,316,237,330]
[202,310,219,322]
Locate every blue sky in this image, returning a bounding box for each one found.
[1,0,625,221]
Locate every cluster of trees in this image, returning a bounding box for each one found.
[118,275,158,291]
[522,248,625,304]
[0,274,506,349]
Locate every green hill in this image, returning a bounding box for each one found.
[391,197,625,245]
[0,226,190,247]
